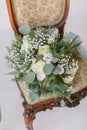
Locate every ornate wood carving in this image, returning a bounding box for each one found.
[22,87,87,130]
[23,105,36,130]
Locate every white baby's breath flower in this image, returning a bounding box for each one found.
[68,60,79,75]
[37,72,46,81]
[48,36,55,44]
[21,43,31,53]
[43,52,53,63]
[31,61,45,74]
[23,35,30,44]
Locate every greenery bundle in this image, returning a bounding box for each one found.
[7,25,82,102]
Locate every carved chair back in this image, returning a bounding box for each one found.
[6,0,70,37]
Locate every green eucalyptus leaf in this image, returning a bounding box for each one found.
[55,91,62,97]
[16,35,23,44]
[6,71,17,75]
[29,30,35,39]
[55,83,68,93]
[53,66,61,75]
[28,83,40,93]
[62,32,82,47]
[60,100,65,107]
[52,57,59,63]
[55,76,62,84]
[24,72,35,83]
[19,25,31,35]
[44,84,55,93]
[43,63,54,75]
[64,91,71,102]
[62,32,78,43]
[29,92,38,101]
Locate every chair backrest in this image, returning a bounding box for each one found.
[6,0,70,37]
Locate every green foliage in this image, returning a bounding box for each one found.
[55,83,68,93]
[64,91,71,102]
[60,32,82,54]
[36,55,43,62]
[52,57,59,63]
[60,100,65,107]
[16,35,23,45]
[29,30,35,39]
[53,66,62,75]
[50,40,59,57]
[44,83,55,93]
[29,92,39,101]
[55,91,62,97]
[28,83,40,101]
[43,63,54,75]
[24,72,35,83]
[43,82,71,101]
[62,32,82,46]
[19,25,31,35]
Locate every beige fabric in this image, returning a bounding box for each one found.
[73,59,87,91]
[13,0,66,27]
[18,81,59,104]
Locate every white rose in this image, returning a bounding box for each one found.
[43,52,53,63]
[37,72,46,81]
[38,45,50,55]
[31,61,45,74]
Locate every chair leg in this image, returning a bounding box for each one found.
[26,121,33,130]
[23,109,36,130]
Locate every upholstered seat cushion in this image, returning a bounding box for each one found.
[18,59,87,105]
[13,0,66,27]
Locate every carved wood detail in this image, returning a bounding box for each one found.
[23,106,36,130]
[22,87,87,130]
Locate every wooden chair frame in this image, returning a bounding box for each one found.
[6,0,87,130]
[6,0,70,38]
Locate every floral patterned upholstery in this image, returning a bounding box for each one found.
[13,0,66,27]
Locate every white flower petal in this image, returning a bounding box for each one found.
[37,72,46,81]
[31,61,45,74]
[43,52,53,63]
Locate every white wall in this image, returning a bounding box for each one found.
[0,0,87,130]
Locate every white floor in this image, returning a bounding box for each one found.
[0,0,87,130]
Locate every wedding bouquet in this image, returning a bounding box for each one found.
[7,25,82,102]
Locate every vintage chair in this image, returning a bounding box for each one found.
[6,0,87,130]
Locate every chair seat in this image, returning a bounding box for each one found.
[18,58,87,105]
